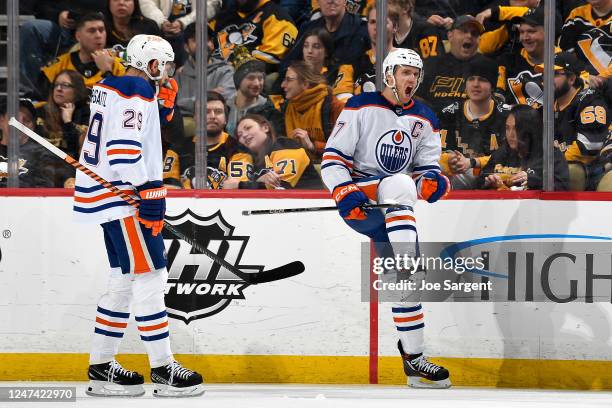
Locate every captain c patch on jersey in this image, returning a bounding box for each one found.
[375,129,413,174]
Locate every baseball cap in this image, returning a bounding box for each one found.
[535,51,584,74]
[0,98,37,119]
[513,6,562,30]
[450,15,485,35]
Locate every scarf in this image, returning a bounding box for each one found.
[284,83,328,143]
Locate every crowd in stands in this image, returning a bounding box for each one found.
[2,0,611,191]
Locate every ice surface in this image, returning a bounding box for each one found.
[2,382,611,408]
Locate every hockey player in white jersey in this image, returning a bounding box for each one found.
[321,48,451,388]
[74,34,204,397]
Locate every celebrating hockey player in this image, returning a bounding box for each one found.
[321,48,451,388]
[74,34,204,397]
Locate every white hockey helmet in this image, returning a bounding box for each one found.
[382,48,424,98]
[125,34,175,81]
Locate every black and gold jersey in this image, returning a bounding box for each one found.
[352,49,376,95]
[575,24,612,77]
[241,137,323,189]
[394,18,445,61]
[438,99,509,175]
[212,0,297,66]
[560,3,612,52]
[554,86,610,165]
[418,53,499,116]
[323,64,355,100]
[41,51,126,90]
[311,0,373,16]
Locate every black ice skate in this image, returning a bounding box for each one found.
[151,360,205,397]
[86,360,145,397]
[398,340,451,389]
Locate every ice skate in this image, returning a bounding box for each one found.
[86,360,145,397]
[151,360,205,397]
[398,340,451,389]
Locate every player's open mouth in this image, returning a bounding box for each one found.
[462,41,473,50]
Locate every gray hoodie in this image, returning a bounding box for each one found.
[176,56,236,117]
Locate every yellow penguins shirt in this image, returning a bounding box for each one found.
[352,48,376,95]
[554,86,610,165]
[212,0,297,66]
[322,65,354,101]
[42,51,126,90]
[560,3,612,52]
[241,138,323,189]
[438,99,510,176]
[478,5,529,55]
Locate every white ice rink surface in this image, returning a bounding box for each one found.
[2,383,612,408]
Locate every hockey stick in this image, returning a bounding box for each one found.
[242,203,407,216]
[9,118,304,285]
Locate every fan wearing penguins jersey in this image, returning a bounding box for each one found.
[168,91,253,189]
[322,48,451,389]
[438,58,509,189]
[536,52,611,191]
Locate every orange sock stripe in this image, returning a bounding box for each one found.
[107,149,141,155]
[95,317,128,328]
[123,217,150,273]
[393,313,424,323]
[138,321,169,332]
[385,215,416,223]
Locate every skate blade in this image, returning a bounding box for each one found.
[86,380,145,397]
[408,376,451,389]
[153,383,205,398]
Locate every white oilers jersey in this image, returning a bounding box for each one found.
[321,92,442,191]
[74,75,162,224]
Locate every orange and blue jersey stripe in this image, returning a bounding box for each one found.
[322,147,354,172]
[107,139,142,166]
[74,181,135,214]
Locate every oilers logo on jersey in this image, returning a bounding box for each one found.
[375,129,413,174]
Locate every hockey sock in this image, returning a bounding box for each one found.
[132,268,173,368]
[384,206,417,244]
[90,268,132,365]
[392,302,424,355]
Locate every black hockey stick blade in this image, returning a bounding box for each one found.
[164,221,304,285]
[242,203,405,216]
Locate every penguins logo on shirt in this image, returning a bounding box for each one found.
[508,71,544,109]
[0,156,28,180]
[375,129,413,174]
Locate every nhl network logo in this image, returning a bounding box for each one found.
[162,209,264,324]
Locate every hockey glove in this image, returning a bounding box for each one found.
[136,181,167,236]
[333,182,369,220]
[418,171,450,203]
[158,78,178,125]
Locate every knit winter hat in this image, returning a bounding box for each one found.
[231,46,266,88]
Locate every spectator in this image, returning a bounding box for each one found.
[104,0,161,48]
[36,70,90,187]
[39,13,126,100]
[226,46,284,137]
[389,0,445,61]
[301,27,354,100]
[212,0,298,69]
[438,58,510,189]
[233,114,323,189]
[19,1,106,98]
[279,61,344,161]
[176,22,236,121]
[574,25,612,82]
[536,52,610,191]
[282,0,370,74]
[353,1,398,94]
[138,0,218,67]
[418,15,497,117]
[171,92,253,189]
[476,0,542,56]
[497,6,562,108]
[560,0,611,53]
[0,99,55,188]
[476,105,569,190]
